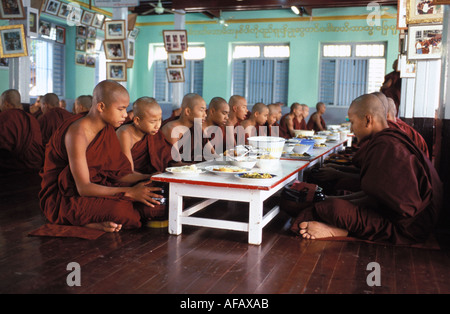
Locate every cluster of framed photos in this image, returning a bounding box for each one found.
[75,24,96,67]
[44,0,105,29]
[397,0,445,78]
[163,30,188,83]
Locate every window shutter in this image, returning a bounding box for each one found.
[154,60,168,102]
[232,59,246,97]
[53,43,65,97]
[319,59,336,106]
[274,59,289,104]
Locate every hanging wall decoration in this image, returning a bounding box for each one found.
[0,0,25,19]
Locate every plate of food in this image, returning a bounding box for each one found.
[235,172,277,182]
[166,165,204,177]
[282,152,316,160]
[204,165,251,176]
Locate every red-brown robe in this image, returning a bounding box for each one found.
[294,128,442,244]
[388,119,429,159]
[132,131,175,174]
[39,107,73,146]
[279,114,305,138]
[0,109,44,173]
[39,114,155,229]
[306,113,326,132]
[381,71,401,114]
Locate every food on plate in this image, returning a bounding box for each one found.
[241,173,273,179]
[314,143,327,147]
[213,166,246,172]
[258,154,276,159]
[290,152,311,157]
[169,165,200,173]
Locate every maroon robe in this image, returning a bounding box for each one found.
[39,114,154,229]
[389,119,429,159]
[294,128,442,245]
[306,113,326,132]
[39,107,73,146]
[0,109,44,173]
[381,71,401,113]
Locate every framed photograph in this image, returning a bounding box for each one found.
[399,54,416,78]
[406,0,444,24]
[0,0,26,19]
[407,24,443,60]
[92,13,105,29]
[81,10,94,26]
[127,59,133,68]
[106,61,127,81]
[55,25,65,44]
[86,39,96,53]
[0,24,28,58]
[86,54,96,67]
[75,52,85,65]
[38,20,51,37]
[76,25,86,38]
[167,52,185,68]
[127,38,135,60]
[397,0,407,29]
[44,0,60,16]
[75,37,86,51]
[0,57,8,67]
[128,27,139,39]
[104,40,125,60]
[166,68,185,83]
[87,26,96,39]
[399,30,407,54]
[163,30,188,52]
[105,20,126,40]
[28,7,39,38]
[57,2,69,18]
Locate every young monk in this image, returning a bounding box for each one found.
[307,102,327,132]
[301,104,310,122]
[279,102,305,138]
[203,97,230,152]
[292,94,442,244]
[263,103,280,136]
[39,93,73,146]
[240,102,269,140]
[29,95,43,119]
[226,95,248,127]
[39,80,163,233]
[73,95,93,114]
[0,89,44,173]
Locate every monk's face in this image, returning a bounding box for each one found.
[319,104,326,114]
[210,103,229,126]
[255,108,269,126]
[303,107,310,119]
[234,99,248,121]
[189,99,207,123]
[100,93,130,128]
[267,112,278,126]
[137,107,162,135]
[277,106,282,121]
[293,106,302,118]
[348,106,370,141]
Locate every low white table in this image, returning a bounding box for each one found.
[152,159,309,245]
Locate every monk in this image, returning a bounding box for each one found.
[59,99,67,110]
[39,93,73,146]
[381,60,401,114]
[226,95,248,127]
[0,89,44,173]
[30,95,43,119]
[240,102,269,140]
[160,93,207,163]
[263,103,280,136]
[301,104,310,122]
[292,94,442,245]
[39,80,164,233]
[73,95,93,114]
[203,97,230,153]
[279,102,305,138]
[307,102,327,132]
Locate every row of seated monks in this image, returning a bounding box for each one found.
[0,80,442,245]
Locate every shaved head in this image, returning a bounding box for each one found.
[386,97,397,120]
[229,95,246,108]
[316,102,325,110]
[349,94,387,123]
[42,93,60,109]
[208,97,228,111]
[252,102,267,114]
[92,80,129,108]
[371,92,388,118]
[133,97,160,119]
[1,89,21,111]
[268,103,278,115]
[181,93,204,110]
[290,102,301,113]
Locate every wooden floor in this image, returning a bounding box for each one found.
[1,171,450,295]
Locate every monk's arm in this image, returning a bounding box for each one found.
[286,117,295,137]
[313,115,324,131]
[116,127,135,171]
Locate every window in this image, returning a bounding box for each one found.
[95,38,106,85]
[153,46,205,105]
[231,44,289,106]
[319,43,386,107]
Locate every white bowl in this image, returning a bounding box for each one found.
[327,134,339,141]
[317,130,331,136]
[293,144,311,154]
[229,158,257,169]
[328,125,341,131]
[283,144,295,153]
[313,136,327,145]
[294,130,314,138]
[247,136,286,158]
[256,156,280,169]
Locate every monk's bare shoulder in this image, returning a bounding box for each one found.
[65,117,95,149]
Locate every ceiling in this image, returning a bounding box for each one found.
[130,0,398,18]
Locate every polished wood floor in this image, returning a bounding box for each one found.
[1,171,450,295]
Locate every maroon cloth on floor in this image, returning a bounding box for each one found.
[0,109,44,172]
[306,113,326,132]
[389,119,430,159]
[28,223,105,240]
[39,107,73,146]
[39,114,153,229]
[294,128,442,245]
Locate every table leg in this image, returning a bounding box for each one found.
[248,192,263,245]
[168,184,183,235]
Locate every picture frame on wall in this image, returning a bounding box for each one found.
[75,37,86,51]
[166,68,185,83]
[55,25,65,44]
[77,25,87,38]
[407,24,443,60]
[167,52,185,68]
[104,40,125,60]
[397,0,407,29]
[105,20,126,40]
[0,24,28,58]
[406,0,444,24]
[0,0,26,19]
[127,59,133,68]
[86,54,96,67]
[44,0,60,16]
[106,61,127,81]
[87,26,96,39]
[75,52,85,65]
[163,30,188,52]
[399,54,416,78]
[81,10,94,26]
[128,27,139,39]
[57,2,70,18]
[0,57,9,67]
[127,38,135,60]
[86,39,96,53]
[92,13,105,29]
[39,20,51,37]
[28,7,39,38]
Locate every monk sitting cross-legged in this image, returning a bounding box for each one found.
[306,102,327,132]
[279,102,305,138]
[39,80,164,233]
[203,97,230,153]
[292,94,442,244]
[39,93,73,146]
